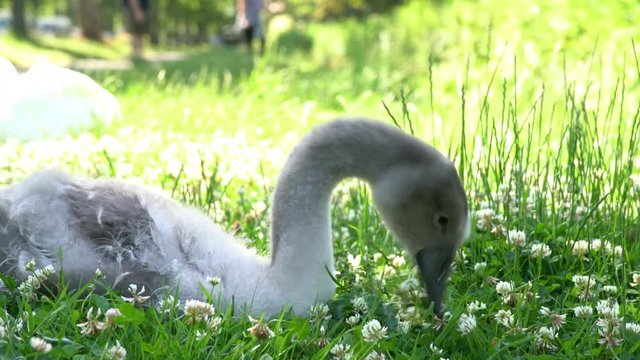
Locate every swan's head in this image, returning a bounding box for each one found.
[372,159,470,316]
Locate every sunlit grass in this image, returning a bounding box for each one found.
[0,33,129,68]
[1,0,640,358]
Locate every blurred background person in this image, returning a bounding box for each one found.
[236,0,266,55]
[123,0,149,58]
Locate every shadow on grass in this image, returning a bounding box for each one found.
[22,36,114,60]
[79,46,255,92]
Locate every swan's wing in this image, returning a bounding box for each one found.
[66,183,158,261]
[64,183,171,287]
[0,171,173,295]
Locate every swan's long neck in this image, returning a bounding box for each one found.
[267,120,422,303]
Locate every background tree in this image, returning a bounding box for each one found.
[11,0,28,37]
[76,0,102,41]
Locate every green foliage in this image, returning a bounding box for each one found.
[273,28,314,55]
[287,0,406,20]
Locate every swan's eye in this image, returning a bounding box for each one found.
[436,215,449,226]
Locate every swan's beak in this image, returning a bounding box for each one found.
[415,246,455,317]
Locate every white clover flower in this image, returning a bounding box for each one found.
[317,325,329,348]
[596,299,620,319]
[398,278,421,293]
[457,313,476,335]
[535,326,557,351]
[346,313,361,326]
[466,301,487,313]
[591,239,602,251]
[18,264,55,298]
[247,316,275,339]
[430,343,444,355]
[363,351,386,360]
[539,306,552,316]
[156,295,180,314]
[95,268,106,279]
[25,259,36,272]
[597,327,622,347]
[540,306,566,330]
[573,306,593,318]
[77,307,105,335]
[121,284,150,304]
[309,303,331,322]
[474,208,495,231]
[432,311,452,331]
[531,243,552,258]
[506,230,526,247]
[497,184,513,204]
[206,276,221,287]
[105,341,127,360]
[105,308,122,321]
[330,343,352,360]
[195,329,207,341]
[17,276,39,298]
[572,240,589,256]
[625,322,640,334]
[613,246,623,257]
[496,281,514,296]
[351,297,368,314]
[36,265,54,279]
[30,336,52,353]
[184,299,215,323]
[495,309,515,328]
[347,254,361,270]
[397,320,410,333]
[207,316,223,335]
[603,285,617,294]
[491,223,506,237]
[104,308,122,329]
[596,317,620,331]
[631,273,640,288]
[473,262,487,272]
[572,275,596,289]
[391,254,406,268]
[362,319,388,343]
[603,241,613,254]
[397,306,418,322]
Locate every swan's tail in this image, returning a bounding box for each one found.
[0,196,36,280]
[0,171,69,281]
[0,197,12,274]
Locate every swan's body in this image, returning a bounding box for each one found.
[0,119,469,316]
[0,57,120,140]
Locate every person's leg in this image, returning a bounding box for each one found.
[254,17,265,55]
[132,34,143,57]
[243,26,254,53]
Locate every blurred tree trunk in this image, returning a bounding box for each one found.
[11,0,28,37]
[65,0,75,23]
[32,0,42,18]
[98,0,116,34]
[196,21,206,43]
[77,0,102,41]
[148,0,159,45]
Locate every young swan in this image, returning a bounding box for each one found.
[0,119,469,317]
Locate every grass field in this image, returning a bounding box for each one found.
[1,0,640,358]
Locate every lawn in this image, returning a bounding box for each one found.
[1,0,640,358]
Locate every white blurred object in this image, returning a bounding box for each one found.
[0,57,120,140]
